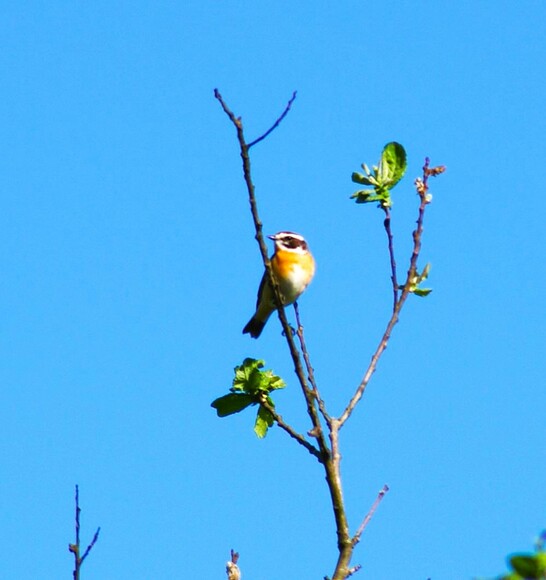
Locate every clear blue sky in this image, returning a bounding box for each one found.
[1,2,545,579]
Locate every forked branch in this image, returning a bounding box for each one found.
[338,158,445,428]
[247,91,297,148]
[68,485,100,580]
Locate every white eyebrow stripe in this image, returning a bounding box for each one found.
[274,237,308,253]
[275,232,305,241]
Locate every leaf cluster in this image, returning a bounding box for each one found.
[351,142,407,208]
[211,358,286,438]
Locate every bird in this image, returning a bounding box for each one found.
[243,231,315,338]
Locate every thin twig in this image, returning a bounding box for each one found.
[75,484,80,548]
[382,207,399,311]
[247,91,297,149]
[338,297,403,428]
[293,302,331,424]
[214,90,270,270]
[69,485,100,580]
[352,484,390,546]
[80,527,101,565]
[261,399,322,461]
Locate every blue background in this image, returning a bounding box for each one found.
[1,2,545,578]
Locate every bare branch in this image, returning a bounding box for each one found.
[247,91,297,148]
[68,485,100,580]
[347,564,363,577]
[352,485,390,546]
[261,399,322,461]
[80,526,101,565]
[293,302,331,424]
[382,207,399,311]
[75,484,80,547]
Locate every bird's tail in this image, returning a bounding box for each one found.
[242,317,265,339]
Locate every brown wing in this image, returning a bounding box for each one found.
[255,270,269,308]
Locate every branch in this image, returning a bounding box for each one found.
[347,564,363,577]
[382,207,399,311]
[293,302,331,424]
[247,91,297,148]
[352,484,390,546]
[68,485,100,580]
[261,399,322,461]
[338,159,445,428]
[80,527,101,565]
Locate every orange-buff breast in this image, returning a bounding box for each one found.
[272,250,315,282]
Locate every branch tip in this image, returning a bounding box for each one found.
[70,486,100,580]
[347,564,363,576]
[226,549,241,580]
[352,484,390,546]
[247,90,298,148]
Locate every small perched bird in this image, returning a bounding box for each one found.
[243,231,315,338]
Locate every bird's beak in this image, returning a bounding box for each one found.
[267,234,276,240]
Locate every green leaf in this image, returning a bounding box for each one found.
[211,393,254,417]
[380,142,407,188]
[510,555,541,578]
[254,404,275,438]
[231,358,285,395]
[413,288,432,297]
[232,358,265,391]
[350,189,373,201]
[264,371,286,391]
[350,143,405,207]
[352,190,373,198]
[212,358,286,432]
[233,358,286,395]
[351,190,391,206]
[351,172,373,185]
[419,262,431,282]
[535,552,546,571]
